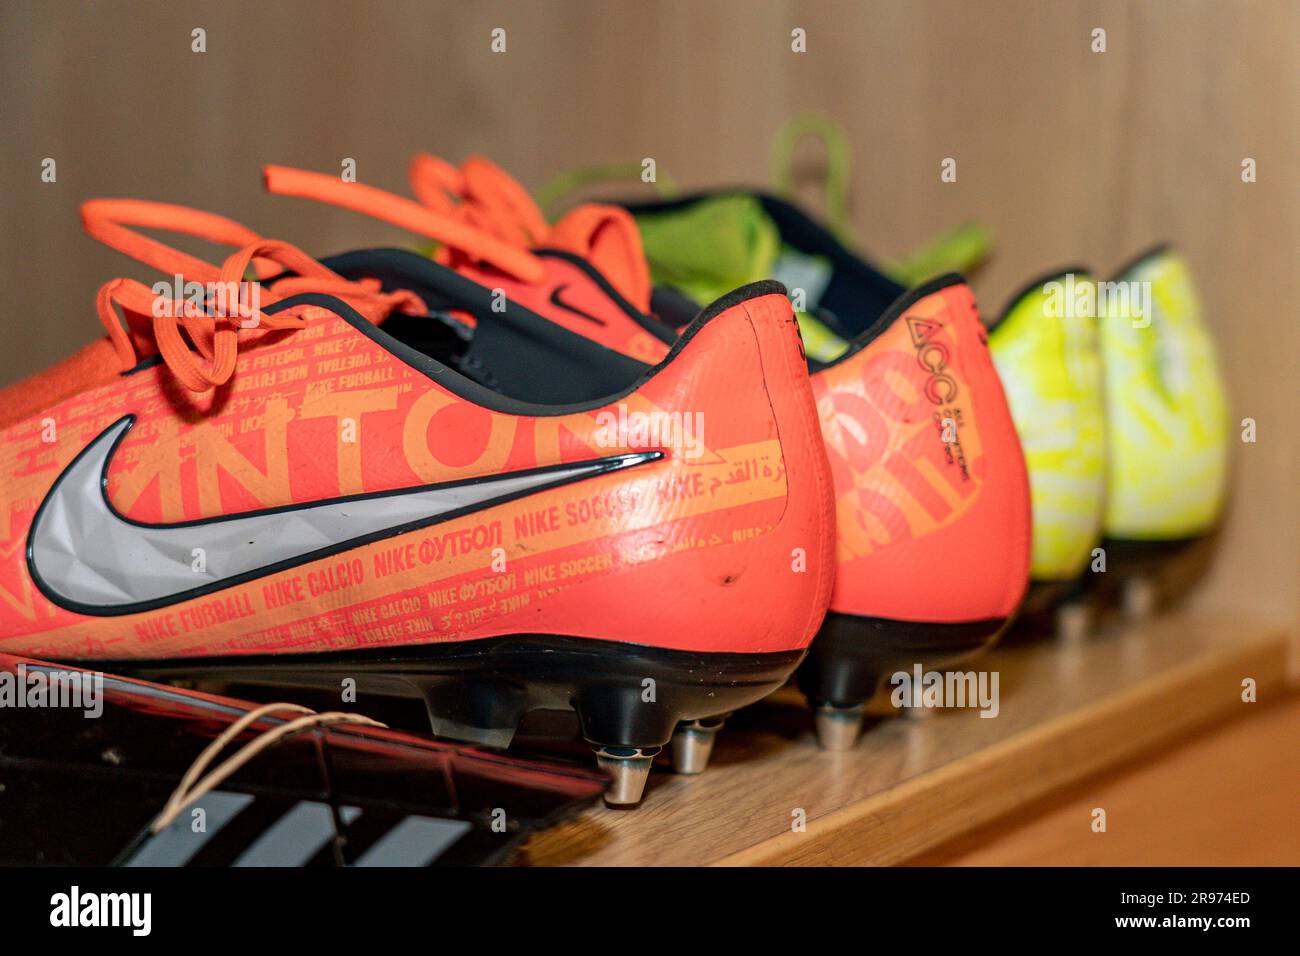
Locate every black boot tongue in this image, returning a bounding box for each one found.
[456,301,648,406]
[649,285,702,329]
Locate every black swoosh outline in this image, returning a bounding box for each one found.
[533,249,677,345]
[26,415,661,618]
[547,284,608,327]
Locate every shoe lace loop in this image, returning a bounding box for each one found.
[408,153,651,311]
[409,152,553,249]
[262,164,547,283]
[264,156,651,310]
[83,199,426,392]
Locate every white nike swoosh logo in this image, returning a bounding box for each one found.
[27,416,658,616]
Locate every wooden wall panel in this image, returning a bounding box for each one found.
[0,0,1294,625]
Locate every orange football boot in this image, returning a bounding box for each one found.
[264,161,671,363]
[280,166,1031,749]
[793,275,1029,744]
[0,200,834,803]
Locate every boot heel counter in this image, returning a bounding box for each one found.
[819,276,1028,624]
[733,291,837,642]
[539,284,834,655]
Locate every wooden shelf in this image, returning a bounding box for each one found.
[518,613,1293,866]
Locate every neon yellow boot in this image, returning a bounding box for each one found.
[1101,247,1230,543]
[988,271,1107,590]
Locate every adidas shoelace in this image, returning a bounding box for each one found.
[150,701,386,834]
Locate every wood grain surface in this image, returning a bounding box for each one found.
[909,694,1300,866]
[517,613,1291,866]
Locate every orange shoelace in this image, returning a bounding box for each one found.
[83,199,426,392]
[264,155,651,311]
[408,152,553,249]
[408,153,651,310]
[262,164,547,284]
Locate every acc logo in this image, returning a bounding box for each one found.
[907,316,958,404]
